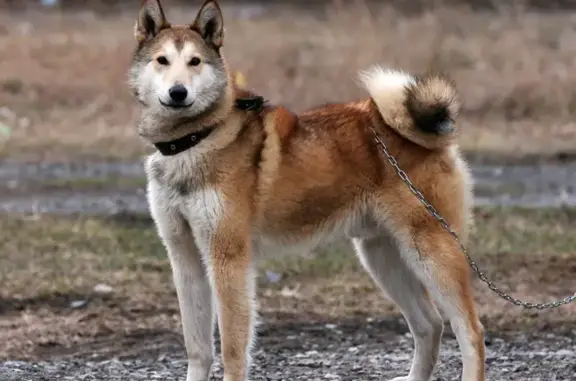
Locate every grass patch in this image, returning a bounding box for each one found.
[263,206,576,279]
[472,206,576,255]
[1,207,575,360]
[0,215,168,300]
[1,207,574,300]
[258,207,576,328]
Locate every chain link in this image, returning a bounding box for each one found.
[370,126,576,310]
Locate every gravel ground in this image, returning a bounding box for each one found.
[1,317,575,381]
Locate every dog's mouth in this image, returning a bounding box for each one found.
[159,99,194,109]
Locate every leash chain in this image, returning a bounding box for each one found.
[370,126,576,310]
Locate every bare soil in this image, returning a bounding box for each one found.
[1,314,576,380]
[1,321,575,380]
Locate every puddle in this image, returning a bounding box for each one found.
[1,161,575,214]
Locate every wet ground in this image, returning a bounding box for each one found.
[0,316,575,381]
[1,159,575,214]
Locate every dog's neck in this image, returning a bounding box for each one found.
[151,96,266,156]
[137,86,267,155]
[137,92,234,144]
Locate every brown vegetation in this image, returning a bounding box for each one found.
[0,2,575,161]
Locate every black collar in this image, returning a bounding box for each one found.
[235,96,265,111]
[153,96,265,156]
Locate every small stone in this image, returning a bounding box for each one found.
[279,286,302,299]
[93,283,114,294]
[554,349,575,357]
[513,364,528,372]
[69,300,88,309]
[264,270,282,283]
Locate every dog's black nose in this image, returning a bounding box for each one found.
[169,85,188,103]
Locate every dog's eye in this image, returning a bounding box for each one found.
[156,56,169,65]
[188,57,201,66]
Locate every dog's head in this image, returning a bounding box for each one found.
[129,0,229,128]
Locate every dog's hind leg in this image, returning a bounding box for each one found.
[402,226,486,381]
[380,220,486,381]
[352,234,443,381]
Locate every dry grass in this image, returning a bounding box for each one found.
[1,207,575,360]
[1,3,576,161]
[261,207,576,325]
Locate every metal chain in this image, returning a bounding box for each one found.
[370,126,576,310]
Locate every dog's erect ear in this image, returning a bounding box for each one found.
[192,0,224,48]
[135,0,169,43]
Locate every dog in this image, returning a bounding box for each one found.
[128,1,485,380]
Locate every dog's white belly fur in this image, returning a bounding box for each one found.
[253,211,381,260]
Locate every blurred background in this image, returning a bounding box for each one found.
[1,0,576,160]
[0,1,575,380]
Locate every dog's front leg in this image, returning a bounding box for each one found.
[166,226,214,381]
[148,197,214,380]
[210,227,255,381]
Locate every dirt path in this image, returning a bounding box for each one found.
[0,316,574,381]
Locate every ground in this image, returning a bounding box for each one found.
[1,210,575,379]
[1,1,576,380]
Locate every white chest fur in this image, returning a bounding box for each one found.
[145,152,225,251]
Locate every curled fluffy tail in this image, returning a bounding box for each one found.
[359,67,460,150]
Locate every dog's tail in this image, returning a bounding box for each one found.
[359,66,460,150]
